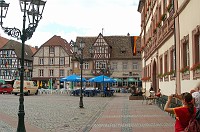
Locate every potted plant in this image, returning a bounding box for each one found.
[168,70,175,75]
[180,66,190,74]
[141,76,151,82]
[190,62,200,71]
[157,73,163,78]
[163,72,169,77]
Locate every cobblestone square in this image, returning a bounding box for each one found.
[0,93,175,132]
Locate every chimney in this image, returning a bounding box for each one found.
[127,33,130,36]
[35,46,38,50]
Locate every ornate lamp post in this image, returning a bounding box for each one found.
[72,40,85,108]
[0,0,46,131]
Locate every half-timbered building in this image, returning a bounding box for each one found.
[138,0,200,96]
[72,33,141,88]
[0,40,34,83]
[32,35,73,89]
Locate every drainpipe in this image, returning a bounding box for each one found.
[174,0,181,94]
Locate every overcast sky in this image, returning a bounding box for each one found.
[0,0,141,47]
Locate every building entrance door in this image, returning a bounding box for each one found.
[152,60,158,92]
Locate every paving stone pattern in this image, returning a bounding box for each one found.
[0,93,175,132]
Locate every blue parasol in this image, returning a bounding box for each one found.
[88,75,116,83]
[61,74,86,82]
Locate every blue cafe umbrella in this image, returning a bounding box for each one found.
[61,74,86,82]
[88,75,116,83]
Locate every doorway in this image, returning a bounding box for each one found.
[152,60,158,92]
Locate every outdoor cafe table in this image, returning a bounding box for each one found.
[84,88,99,97]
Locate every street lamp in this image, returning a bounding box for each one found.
[72,40,85,108]
[100,63,106,91]
[0,0,46,131]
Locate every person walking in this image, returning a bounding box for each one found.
[164,92,196,132]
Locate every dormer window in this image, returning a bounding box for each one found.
[121,47,126,53]
[49,46,55,53]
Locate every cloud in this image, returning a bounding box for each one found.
[0,0,141,47]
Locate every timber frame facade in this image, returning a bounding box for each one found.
[72,33,142,88]
[0,40,34,83]
[138,0,200,96]
[32,35,73,89]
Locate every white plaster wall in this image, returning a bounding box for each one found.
[33,57,38,65]
[157,36,176,95]
[158,36,174,55]
[44,47,49,56]
[159,80,176,96]
[179,0,200,92]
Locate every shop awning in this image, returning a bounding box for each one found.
[127,78,138,82]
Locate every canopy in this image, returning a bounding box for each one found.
[113,78,122,82]
[61,74,86,82]
[88,75,116,83]
[0,79,5,84]
[127,77,138,82]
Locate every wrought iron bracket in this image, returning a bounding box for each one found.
[2,27,21,40]
[1,23,37,41]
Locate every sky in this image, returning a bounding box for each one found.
[0,0,141,47]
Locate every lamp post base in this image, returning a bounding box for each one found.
[79,96,84,108]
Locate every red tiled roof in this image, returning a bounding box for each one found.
[0,36,9,48]
[29,46,37,54]
[33,35,73,56]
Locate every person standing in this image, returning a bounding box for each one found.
[155,89,161,97]
[164,92,196,132]
[190,87,200,111]
[149,85,154,97]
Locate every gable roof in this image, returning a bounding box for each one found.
[29,46,37,54]
[0,36,9,49]
[33,35,73,56]
[76,34,140,59]
[1,40,34,60]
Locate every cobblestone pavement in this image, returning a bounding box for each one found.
[0,94,112,132]
[0,93,175,132]
[89,93,175,132]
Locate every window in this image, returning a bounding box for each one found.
[60,57,65,65]
[39,69,44,77]
[96,61,105,69]
[49,58,54,65]
[49,69,54,77]
[192,26,200,65]
[49,47,55,53]
[181,35,190,68]
[159,55,163,74]
[133,62,138,70]
[60,69,64,77]
[113,62,117,70]
[122,62,128,70]
[84,62,89,69]
[164,51,168,73]
[121,48,126,54]
[39,58,44,65]
[122,79,128,86]
[170,46,175,72]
